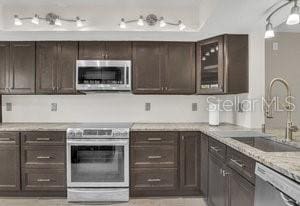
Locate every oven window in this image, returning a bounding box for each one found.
[71,145,124,182]
[78,66,125,85]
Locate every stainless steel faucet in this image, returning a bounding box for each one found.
[265,78,298,141]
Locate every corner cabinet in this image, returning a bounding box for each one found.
[132,42,196,94]
[0,42,35,95]
[197,34,248,94]
[36,42,78,94]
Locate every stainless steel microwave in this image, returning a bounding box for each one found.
[76,60,131,91]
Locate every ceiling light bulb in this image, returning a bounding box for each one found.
[287,3,300,25]
[31,14,39,25]
[120,18,126,29]
[159,17,166,27]
[265,21,275,39]
[202,57,206,61]
[76,17,83,27]
[55,18,62,26]
[210,48,215,53]
[14,15,22,26]
[205,52,210,56]
[137,16,144,26]
[178,20,186,31]
[216,46,219,51]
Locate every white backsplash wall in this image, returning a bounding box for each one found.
[1,93,245,124]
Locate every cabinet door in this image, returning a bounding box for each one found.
[79,41,106,60]
[57,42,78,94]
[179,132,201,195]
[106,42,132,60]
[228,168,254,206]
[208,154,228,206]
[200,134,209,197]
[132,42,166,94]
[0,42,10,94]
[197,36,224,94]
[165,42,195,94]
[10,42,35,94]
[36,42,58,94]
[0,134,20,191]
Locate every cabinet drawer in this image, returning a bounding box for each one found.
[22,146,65,169]
[131,145,178,168]
[226,147,255,184]
[22,169,65,191]
[209,138,226,161]
[0,132,19,145]
[131,132,178,145]
[21,131,66,145]
[131,168,178,192]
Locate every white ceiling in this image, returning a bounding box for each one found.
[0,0,281,40]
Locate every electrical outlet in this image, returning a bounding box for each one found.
[6,103,12,111]
[192,103,198,111]
[273,42,279,51]
[145,103,151,111]
[51,103,58,112]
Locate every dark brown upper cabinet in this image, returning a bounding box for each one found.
[0,42,35,95]
[79,41,132,60]
[179,132,201,195]
[36,42,78,94]
[133,42,196,94]
[197,34,248,94]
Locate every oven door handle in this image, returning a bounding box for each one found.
[67,140,129,146]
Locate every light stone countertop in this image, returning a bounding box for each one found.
[0,122,299,183]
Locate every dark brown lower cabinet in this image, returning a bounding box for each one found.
[0,132,20,191]
[208,154,228,206]
[200,134,209,196]
[228,168,254,206]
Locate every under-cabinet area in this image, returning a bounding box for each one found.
[0,35,249,96]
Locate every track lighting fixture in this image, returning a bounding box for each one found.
[119,14,186,30]
[265,0,300,39]
[13,13,86,27]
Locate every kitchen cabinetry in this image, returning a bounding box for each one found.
[0,131,66,196]
[79,41,132,60]
[0,132,20,191]
[200,134,209,196]
[130,131,200,197]
[207,137,255,206]
[0,42,35,94]
[132,42,196,94]
[36,42,78,94]
[197,34,248,94]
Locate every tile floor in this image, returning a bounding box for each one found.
[0,197,207,206]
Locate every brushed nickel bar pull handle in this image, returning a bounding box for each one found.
[36,156,51,159]
[37,178,51,182]
[148,155,162,159]
[210,146,221,152]
[230,159,245,168]
[147,138,162,141]
[0,138,11,141]
[36,138,51,141]
[147,178,161,182]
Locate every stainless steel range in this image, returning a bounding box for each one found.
[66,123,131,202]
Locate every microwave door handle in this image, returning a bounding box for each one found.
[124,65,127,85]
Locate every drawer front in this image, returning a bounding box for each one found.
[22,169,65,191]
[227,147,255,184]
[209,138,226,161]
[131,168,178,192]
[131,145,178,168]
[0,132,19,145]
[22,146,65,169]
[21,131,66,145]
[131,132,178,145]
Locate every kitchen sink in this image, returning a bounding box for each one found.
[232,137,300,152]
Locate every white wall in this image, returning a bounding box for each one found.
[1,94,245,123]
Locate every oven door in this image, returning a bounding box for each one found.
[76,60,131,91]
[67,139,129,188]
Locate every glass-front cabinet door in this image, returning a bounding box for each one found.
[197,36,224,94]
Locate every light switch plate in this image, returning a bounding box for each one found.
[273,42,279,51]
[145,103,151,111]
[51,103,58,112]
[6,103,12,111]
[192,103,198,111]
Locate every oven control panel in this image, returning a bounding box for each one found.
[67,128,130,139]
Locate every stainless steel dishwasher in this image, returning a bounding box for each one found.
[255,163,300,206]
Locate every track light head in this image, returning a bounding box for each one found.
[14,15,22,26]
[287,1,300,25]
[265,21,275,39]
[137,16,144,26]
[120,18,126,29]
